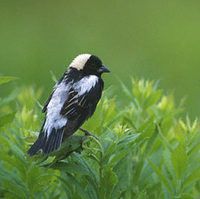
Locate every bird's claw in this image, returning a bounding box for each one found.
[79,128,99,145]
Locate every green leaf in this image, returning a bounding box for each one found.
[144,124,159,153]
[71,152,98,180]
[99,166,118,199]
[0,76,18,85]
[102,142,117,164]
[112,156,130,197]
[146,156,172,193]
[26,166,42,192]
[0,88,19,106]
[0,112,16,128]
[51,161,91,176]
[183,167,200,189]
[0,169,29,199]
[143,90,162,109]
[118,78,135,102]
[108,150,130,166]
[50,71,58,83]
[87,183,99,199]
[162,148,176,187]
[86,176,99,199]
[180,194,194,199]
[118,133,140,147]
[0,78,199,198]
[59,173,89,199]
[171,144,188,179]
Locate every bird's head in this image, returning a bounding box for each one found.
[69,54,110,76]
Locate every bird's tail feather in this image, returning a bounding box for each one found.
[27,128,64,156]
[42,128,64,154]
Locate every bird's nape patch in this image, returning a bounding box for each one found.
[69,54,91,70]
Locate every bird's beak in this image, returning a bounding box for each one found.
[98,64,111,73]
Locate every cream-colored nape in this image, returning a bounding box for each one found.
[69,54,91,70]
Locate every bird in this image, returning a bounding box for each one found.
[27,54,110,156]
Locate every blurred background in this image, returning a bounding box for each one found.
[0,0,200,118]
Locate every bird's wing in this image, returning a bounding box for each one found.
[42,91,54,113]
[60,79,103,120]
[42,72,69,113]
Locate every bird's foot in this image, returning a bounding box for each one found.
[79,128,99,144]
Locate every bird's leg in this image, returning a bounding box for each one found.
[79,127,93,136]
[79,127,99,143]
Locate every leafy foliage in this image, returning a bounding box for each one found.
[0,76,200,199]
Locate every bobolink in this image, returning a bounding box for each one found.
[27,54,110,156]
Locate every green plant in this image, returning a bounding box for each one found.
[0,77,200,199]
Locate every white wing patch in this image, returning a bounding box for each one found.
[44,81,70,137]
[43,75,98,137]
[74,75,98,95]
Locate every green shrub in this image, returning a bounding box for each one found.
[0,77,200,199]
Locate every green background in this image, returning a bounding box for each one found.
[1,0,200,118]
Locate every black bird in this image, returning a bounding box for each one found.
[27,54,110,156]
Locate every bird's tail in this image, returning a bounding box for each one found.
[27,128,64,156]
